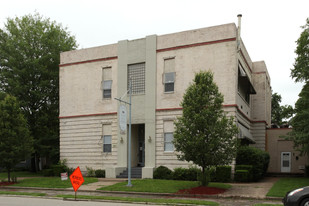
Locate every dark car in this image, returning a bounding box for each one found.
[283,186,309,206]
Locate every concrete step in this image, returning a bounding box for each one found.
[117,167,142,178]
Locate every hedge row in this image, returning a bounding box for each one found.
[153,165,232,182]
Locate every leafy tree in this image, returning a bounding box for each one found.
[288,83,309,158]
[288,18,309,161]
[291,18,309,82]
[0,94,33,182]
[271,92,294,127]
[173,71,238,186]
[0,13,78,170]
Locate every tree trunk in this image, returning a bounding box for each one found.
[7,168,11,182]
[200,167,210,186]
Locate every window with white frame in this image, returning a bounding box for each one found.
[163,58,175,93]
[102,124,112,153]
[164,121,174,152]
[164,72,175,92]
[127,63,145,94]
[103,135,111,152]
[102,67,112,99]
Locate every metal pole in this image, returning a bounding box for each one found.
[127,79,132,187]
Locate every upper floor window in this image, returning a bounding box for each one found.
[163,58,175,93]
[102,67,112,99]
[128,63,145,94]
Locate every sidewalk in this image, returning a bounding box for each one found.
[0,177,281,201]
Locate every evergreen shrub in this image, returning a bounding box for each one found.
[235,165,253,181]
[234,170,249,182]
[236,146,270,181]
[153,166,172,180]
[95,169,105,178]
[215,166,231,182]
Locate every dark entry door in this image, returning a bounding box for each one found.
[138,125,145,167]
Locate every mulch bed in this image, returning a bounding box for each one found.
[0,182,16,186]
[177,186,227,195]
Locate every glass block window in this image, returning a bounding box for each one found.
[103,80,112,98]
[127,63,145,94]
[103,135,112,153]
[164,72,175,92]
[164,133,174,152]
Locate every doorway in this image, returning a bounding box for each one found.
[281,152,291,173]
[130,124,145,167]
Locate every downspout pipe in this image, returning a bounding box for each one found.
[237,14,242,52]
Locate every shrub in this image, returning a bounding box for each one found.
[42,169,54,177]
[50,165,66,177]
[234,170,249,182]
[215,166,231,182]
[153,166,172,180]
[95,169,105,178]
[173,167,187,180]
[86,166,95,177]
[235,165,253,181]
[236,146,270,181]
[186,167,201,181]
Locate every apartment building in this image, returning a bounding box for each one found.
[59,19,271,178]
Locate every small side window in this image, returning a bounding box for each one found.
[103,80,112,98]
[164,132,174,152]
[103,135,112,153]
[164,72,175,93]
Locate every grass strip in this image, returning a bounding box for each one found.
[57,194,219,205]
[98,179,231,193]
[267,177,309,198]
[9,177,98,188]
[0,191,46,196]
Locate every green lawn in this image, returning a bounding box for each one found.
[267,177,309,197]
[9,177,98,188]
[57,194,219,205]
[98,179,231,193]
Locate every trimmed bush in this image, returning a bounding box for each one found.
[50,165,66,177]
[186,167,201,181]
[234,170,249,182]
[153,166,172,180]
[215,166,231,182]
[236,146,270,181]
[95,169,105,178]
[42,169,54,177]
[173,167,187,180]
[172,167,201,181]
[235,165,253,181]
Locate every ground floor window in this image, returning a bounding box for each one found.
[164,132,174,152]
[103,135,112,153]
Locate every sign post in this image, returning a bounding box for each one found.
[69,167,85,200]
[115,79,132,187]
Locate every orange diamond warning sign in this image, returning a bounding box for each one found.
[69,167,84,192]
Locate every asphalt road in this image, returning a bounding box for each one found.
[0,196,283,206]
[0,196,162,206]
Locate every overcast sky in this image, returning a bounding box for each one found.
[1,0,308,106]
